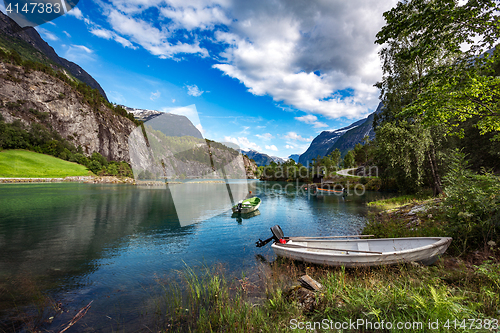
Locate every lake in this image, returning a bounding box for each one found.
[0,181,387,331]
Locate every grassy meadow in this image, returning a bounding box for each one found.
[0,150,91,178]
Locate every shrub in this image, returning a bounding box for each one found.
[442,150,500,253]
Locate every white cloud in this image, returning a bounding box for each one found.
[211,0,397,119]
[160,4,232,31]
[294,115,328,128]
[63,31,71,38]
[172,99,176,103]
[265,145,278,151]
[255,133,274,141]
[36,28,59,41]
[285,145,294,149]
[282,132,313,142]
[71,45,93,53]
[90,28,114,39]
[67,7,84,20]
[64,45,95,63]
[150,90,161,100]
[85,0,397,118]
[106,8,209,59]
[224,136,261,151]
[187,84,204,97]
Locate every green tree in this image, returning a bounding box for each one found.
[375,0,500,135]
[375,121,445,194]
[343,150,355,169]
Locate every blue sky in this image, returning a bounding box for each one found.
[1,0,397,158]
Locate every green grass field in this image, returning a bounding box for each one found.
[0,150,91,178]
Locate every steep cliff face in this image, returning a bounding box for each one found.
[0,11,108,101]
[243,155,257,179]
[0,61,136,162]
[129,124,257,180]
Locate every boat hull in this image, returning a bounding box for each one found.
[271,237,452,267]
[232,198,261,214]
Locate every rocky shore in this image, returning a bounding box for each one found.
[0,177,229,185]
[0,176,135,184]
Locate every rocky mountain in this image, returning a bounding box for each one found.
[272,155,287,164]
[243,155,258,179]
[129,124,257,180]
[0,60,135,161]
[120,105,162,122]
[288,154,300,163]
[240,149,286,166]
[298,102,383,165]
[0,11,108,101]
[298,119,366,166]
[325,103,383,157]
[141,110,203,139]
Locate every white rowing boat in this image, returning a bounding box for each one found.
[257,225,452,267]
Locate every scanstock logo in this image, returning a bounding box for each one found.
[128,105,249,227]
[3,0,79,28]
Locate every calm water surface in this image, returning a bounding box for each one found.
[0,181,388,331]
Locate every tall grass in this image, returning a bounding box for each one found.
[366,190,434,211]
[153,263,304,332]
[150,257,500,332]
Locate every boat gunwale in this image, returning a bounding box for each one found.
[272,237,452,257]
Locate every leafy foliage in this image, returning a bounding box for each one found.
[442,150,500,252]
[0,117,133,177]
[375,0,500,135]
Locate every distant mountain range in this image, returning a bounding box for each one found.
[288,154,300,163]
[240,149,287,166]
[298,102,383,165]
[0,11,108,101]
[120,105,163,122]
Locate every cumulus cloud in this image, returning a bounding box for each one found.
[67,7,84,20]
[295,115,328,128]
[187,84,204,97]
[83,0,397,118]
[285,145,294,149]
[282,132,313,142]
[265,145,278,151]
[224,136,261,151]
[160,3,232,31]
[255,133,274,141]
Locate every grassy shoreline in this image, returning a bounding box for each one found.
[0,150,90,178]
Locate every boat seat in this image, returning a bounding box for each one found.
[358,242,370,252]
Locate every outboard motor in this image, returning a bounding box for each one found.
[256,225,286,247]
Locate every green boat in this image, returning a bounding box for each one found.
[232,197,261,214]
